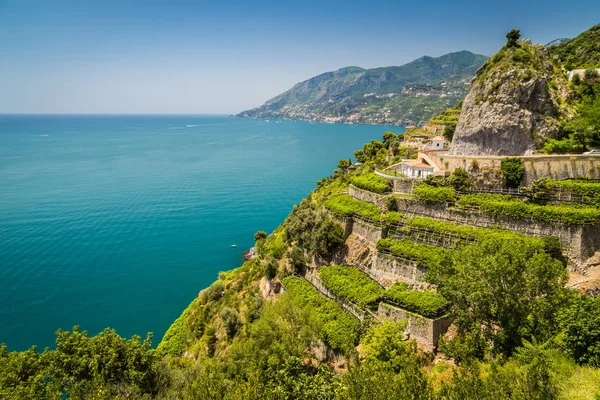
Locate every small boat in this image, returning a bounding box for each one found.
[231,244,237,248]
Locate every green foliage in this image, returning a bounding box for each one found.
[281,276,358,352]
[541,137,584,153]
[435,238,567,357]
[550,23,600,69]
[413,184,457,204]
[262,257,277,280]
[500,157,525,188]
[0,327,156,399]
[320,265,384,307]
[354,149,366,163]
[506,29,521,48]
[324,194,383,221]
[457,193,600,224]
[204,281,225,302]
[559,294,600,366]
[220,307,242,340]
[351,173,391,194]
[253,231,267,242]
[529,177,600,205]
[289,246,307,274]
[284,199,345,258]
[447,167,473,191]
[383,285,448,318]
[376,238,450,269]
[563,96,600,149]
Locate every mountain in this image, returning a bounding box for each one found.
[546,38,570,47]
[237,51,488,126]
[450,40,573,156]
[549,23,600,69]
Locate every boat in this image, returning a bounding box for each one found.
[231,244,237,248]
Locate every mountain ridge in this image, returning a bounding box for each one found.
[237,51,488,126]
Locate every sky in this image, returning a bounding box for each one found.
[0,0,598,114]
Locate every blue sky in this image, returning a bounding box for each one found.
[0,0,598,114]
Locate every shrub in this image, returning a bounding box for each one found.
[448,168,473,191]
[220,307,242,340]
[324,194,382,221]
[457,193,600,224]
[413,184,456,204]
[376,238,449,269]
[254,231,267,241]
[559,294,600,366]
[320,265,384,307]
[282,276,358,351]
[351,173,392,194]
[500,157,525,188]
[383,285,448,318]
[205,281,225,302]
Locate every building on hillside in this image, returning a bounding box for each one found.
[400,157,435,178]
[428,136,445,151]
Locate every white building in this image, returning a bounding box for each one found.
[400,158,435,179]
[430,136,445,150]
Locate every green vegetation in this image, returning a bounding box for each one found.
[412,184,457,204]
[376,238,450,269]
[427,102,462,141]
[351,173,391,194]
[500,157,525,188]
[324,194,383,221]
[320,265,384,307]
[383,284,448,318]
[282,276,358,352]
[550,23,600,69]
[505,29,521,48]
[434,238,567,358]
[529,177,600,205]
[559,294,600,366]
[457,193,600,224]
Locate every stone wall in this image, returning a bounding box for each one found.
[348,185,387,207]
[427,152,600,186]
[394,202,600,267]
[372,252,426,284]
[352,219,385,243]
[378,302,451,350]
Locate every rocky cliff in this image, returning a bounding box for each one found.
[450,41,573,156]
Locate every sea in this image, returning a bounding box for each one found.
[0,115,404,351]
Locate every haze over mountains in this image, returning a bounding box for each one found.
[237,51,488,126]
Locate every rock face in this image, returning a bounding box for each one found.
[450,42,572,156]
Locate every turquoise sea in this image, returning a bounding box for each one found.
[0,115,403,351]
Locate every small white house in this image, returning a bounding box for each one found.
[430,136,445,151]
[400,158,434,179]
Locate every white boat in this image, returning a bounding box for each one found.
[231,244,237,248]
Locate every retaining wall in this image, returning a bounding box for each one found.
[378,302,451,350]
[428,152,600,186]
[348,185,387,207]
[372,252,426,284]
[352,219,385,243]
[395,202,600,266]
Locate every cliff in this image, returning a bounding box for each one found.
[237,51,487,126]
[449,40,573,156]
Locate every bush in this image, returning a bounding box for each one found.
[220,307,242,340]
[457,193,600,224]
[324,194,383,221]
[559,294,600,366]
[413,184,456,204]
[500,157,525,188]
[376,238,449,269]
[254,231,267,241]
[282,276,358,351]
[383,287,448,318]
[205,281,225,302]
[320,265,384,307]
[447,168,473,191]
[351,173,392,194]
[289,246,306,274]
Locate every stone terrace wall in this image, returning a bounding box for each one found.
[348,185,387,207]
[352,219,385,243]
[428,152,600,186]
[378,302,451,350]
[395,202,600,267]
[373,252,426,284]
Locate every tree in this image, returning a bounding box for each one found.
[435,238,567,357]
[338,159,352,170]
[382,131,397,148]
[500,157,525,188]
[220,307,242,340]
[559,294,600,366]
[506,29,521,48]
[289,246,306,274]
[253,230,267,242]
[354,150,366,163]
